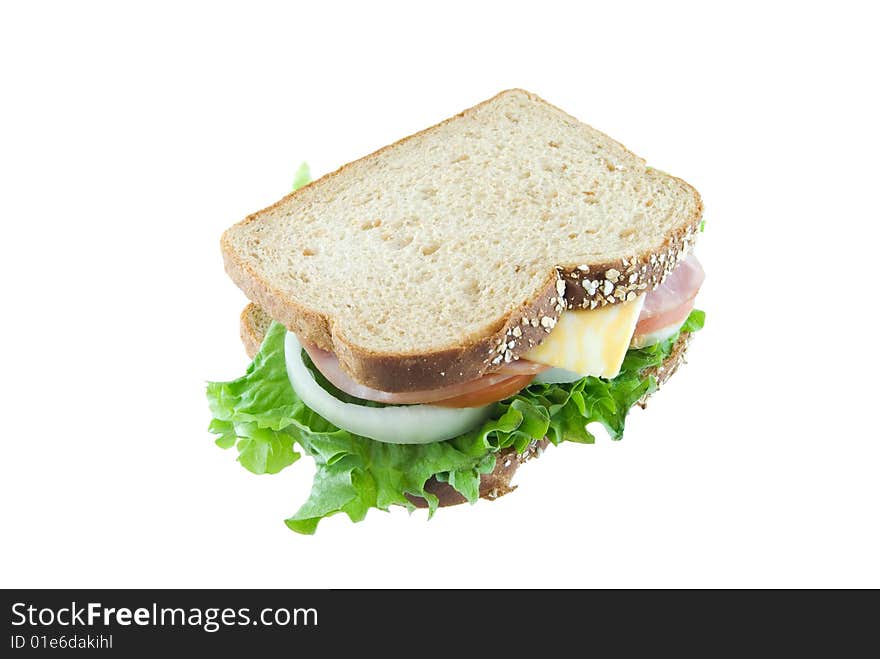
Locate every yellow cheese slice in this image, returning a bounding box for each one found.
[523,295,646,378]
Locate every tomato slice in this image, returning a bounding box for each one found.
[433,374,535,408]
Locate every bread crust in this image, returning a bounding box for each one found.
[642,327,691,389]
[406,440,549,509]
[223,89,702,392]
[240,304,269,359]
[240,308,695,508]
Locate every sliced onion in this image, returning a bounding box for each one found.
[286,333,492,445]
[532,367,584,385]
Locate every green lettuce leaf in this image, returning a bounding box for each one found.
[292,162,311,191]
[207,310,705,533]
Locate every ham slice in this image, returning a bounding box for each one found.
[634,254,705,337]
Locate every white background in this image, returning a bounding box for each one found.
[1,1,877,588]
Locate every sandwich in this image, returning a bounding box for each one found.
[207,89,706,533]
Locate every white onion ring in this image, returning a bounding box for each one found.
[286,333,492,444]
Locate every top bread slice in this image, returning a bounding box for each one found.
[222,89,702,392]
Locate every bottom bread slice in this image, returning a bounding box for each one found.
[238,303,692,508]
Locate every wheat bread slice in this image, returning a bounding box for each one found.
[240,303,272,360]
[222,89,701,392]
[239,302,694,508]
